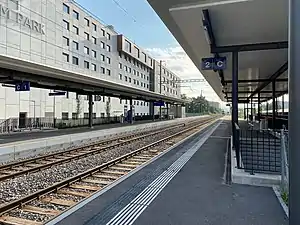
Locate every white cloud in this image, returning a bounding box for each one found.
[146,45,222,103]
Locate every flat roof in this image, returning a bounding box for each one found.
[147,0,288,102]
[0,54,185,104]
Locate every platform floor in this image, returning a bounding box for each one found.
[0,120,161,144]
[51,119,288,225]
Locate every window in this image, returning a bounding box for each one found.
[141,82,143,87]
[92,36,97,44]
[73,41,79,50]
[119,63,122,69]
[84,32,89,40]
[142,52,147,62]
[72,56,79,65]
[133,79,136,84]
[124,65,128,72]
[107,32,111,40]
[84,61,89,69]
[134,47,140,58]
[91,63,96,71]
[62,53,69,62]
[144,83,146,88]
[125,76,128,82]
[101,41,105,49]
[84,46,89,55]
[107,57,111,64]
[119,74,122,80]
[147,84,149,89]
[101,67,105,74]
[63,20,69,30]
[107,69,111,75]
[63,36,69,46]
[63,3,69,14]
[62,112,69,120]
[129,68,131,73]
[101,54,105,61]
[72,113,78,120]
[129,77,131,83]
[125,40,131,52]
[92,23,97,31]
[101,29,105,36]
[101,113,105,118]
[106,45,111,52]
[73,10,79,19]
[84,18,89,26]
[133,69,136,75]
[94,95,101,101]
[92,50,96,58]
[73,25,79,35]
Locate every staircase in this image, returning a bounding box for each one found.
[240,130,281,174]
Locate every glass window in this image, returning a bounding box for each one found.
[129,77,131,83]
[92,23,97,31]
[101,41,105,49]
[73,25,79,35]
[107,57,110,64]
[73,41,79,50]
[119,63,122,69]
[72,56,79,65]
[84,18,89,26]
[107,32,111,40]
[63,20,69,30]
[107,69,111,75]
[63,36,69,46]
[62,112,69,120]
[125,76,128,82]
[62,53,69,62]
[101,67,105,74]
[106,45,111,52]
[125,40,131,52]
[73,10,79,19]
[84,46,89,55]
[84,32,89,40]
[92,50,96,58]
[91,63,96,71]
[119,74,122,80]
[101,54,105,61]
[101,29,105,36]
[92,36,96,44]
[84,61,89,69]
[63,3,69,14]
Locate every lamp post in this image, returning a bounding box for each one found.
[159,60,166,120]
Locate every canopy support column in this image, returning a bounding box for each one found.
[289,0,300,222]
[129,99,133,124]
[258,92,261,121]
[282,95,285,114]
[88,94,93,128]
[272,80,276,129]
[232,51,239,167]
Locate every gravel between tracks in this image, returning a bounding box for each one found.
[0,127,181,206]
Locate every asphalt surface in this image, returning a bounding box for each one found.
[0,120,158,145]
[54,120,288,225]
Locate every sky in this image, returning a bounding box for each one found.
[75,0,223,103]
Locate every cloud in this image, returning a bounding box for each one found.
[146,45,222,102]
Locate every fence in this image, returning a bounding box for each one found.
[234,124,282,174]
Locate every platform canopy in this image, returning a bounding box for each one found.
[147,0,288,103]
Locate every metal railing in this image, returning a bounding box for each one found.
[236,126,281,174]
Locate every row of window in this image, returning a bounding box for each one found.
[119,74,149,89]
[124,39,153,66]
[119,52,150,73]
[62,52,111,75]
[62,112,149,120]
[119,63,149,80]
[62,20,112,53]
[63,3,111,40]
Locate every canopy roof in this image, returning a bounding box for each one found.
[147,0,288,102]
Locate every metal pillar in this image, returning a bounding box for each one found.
[282,95,284,114]
[250,97,253,122]
[246,102,249,122]
[166,103,169,119]
[159,60,163,120]
[244,103,246,119]
[266,102,269,116]
[129,99,133,124]
[272,80,276,129]
[258,92,261,121]
[289,0,300,222]
[232,52,239,137]
[88,94,93,128]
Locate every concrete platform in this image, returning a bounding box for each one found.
[48,119,288,225]
[0,116,206,163]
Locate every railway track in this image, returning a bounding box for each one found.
[0,119,201,182]
[0,116,219,225]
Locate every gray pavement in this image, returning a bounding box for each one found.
[0,120,158,144]
[54,120,288,225]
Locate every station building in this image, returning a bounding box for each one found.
[0,0,182,126]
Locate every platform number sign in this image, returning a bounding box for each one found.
[201,57,227,70]
[15,81,30,92]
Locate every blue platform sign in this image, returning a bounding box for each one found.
[154,101,165,107]
[15,81,30,91]
[201,58,214,70]
[213,57,227,70]
[201,57,227,70]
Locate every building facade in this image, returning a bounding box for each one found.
[0,0,181,125]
